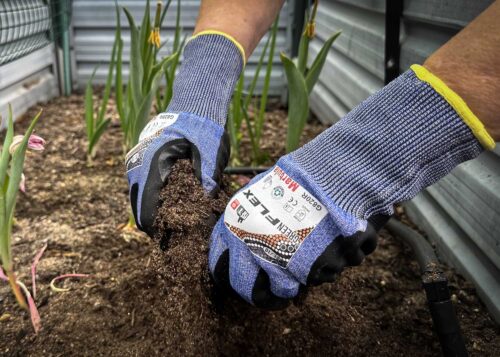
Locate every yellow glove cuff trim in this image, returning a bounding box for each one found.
[190,30,246,66]
[411,64,495,150]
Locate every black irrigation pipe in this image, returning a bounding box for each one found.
[386,218,468,357]
[224,166,270,175]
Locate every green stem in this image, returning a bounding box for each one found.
[256,16,279,145]
[127,211,136,228]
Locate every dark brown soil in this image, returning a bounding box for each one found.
[149,159,228,355]
[0,95,499,356]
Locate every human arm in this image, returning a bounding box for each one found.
[126,1,285,237]
[425,0,500,140]
[194,0,285,60]
[209,2,498,308]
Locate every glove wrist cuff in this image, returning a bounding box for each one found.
[411,64,495,150]
[166,33,244,126]
[291,67,489,220]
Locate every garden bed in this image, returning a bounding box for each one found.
[0,95,499,356]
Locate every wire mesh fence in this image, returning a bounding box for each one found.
[0,0,71,66]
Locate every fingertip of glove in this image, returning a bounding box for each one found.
[212,250,232,292]
[252,270,290,310]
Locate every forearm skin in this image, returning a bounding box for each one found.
[424,1,500,141]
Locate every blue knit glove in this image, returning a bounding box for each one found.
[209,65,495,308]
[209,160,387,308]
[126,33,244,237]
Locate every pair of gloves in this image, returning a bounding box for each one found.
[126,32,495,309]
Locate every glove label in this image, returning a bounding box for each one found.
[125,113,179,172]
[139,112,179,142]
[224,166,327,267]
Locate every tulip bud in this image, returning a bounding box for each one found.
[9,134,45,155]
[27,135,46,152]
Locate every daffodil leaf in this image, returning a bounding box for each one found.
[305,31,341,94]
[281,52,309,153]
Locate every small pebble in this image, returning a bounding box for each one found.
[0,313,11,322]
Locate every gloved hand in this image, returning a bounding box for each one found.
[126,112,230,236]
[126,32,245,237]
[209,158,389,309]
[209,65,495,308]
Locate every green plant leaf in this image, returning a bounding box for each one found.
[227,74,244,158]
[305,31,341,94]
[114,1,125,122]
[5,110,42,218]
[123,7,144,110]
[232,74,244,130]
[160,62,174,111]
[131,92,155,147]
[0,106,15,189]
[241,100,258,161]
[0,107,14,267]
[297,10,310,75]
[160,0,173,25]
[256,15,279,145]
[125,103,136,150]
[115,37,124,120]
[97,30,119,124]
[167,35,185,86]
[85,66,98,141]
[89,119,111,156]
[281,53,309,153]
[131,61,167,147]
[172,0,182,52]
[148,53,177,89]
[139,0,151,62]
[243,30,271,110]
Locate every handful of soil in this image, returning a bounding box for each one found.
[151,159,229,355]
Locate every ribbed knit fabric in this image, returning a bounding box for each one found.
[291,69,484,220]
[209,68,487,303]
[166,34,244,125]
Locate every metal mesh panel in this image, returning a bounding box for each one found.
[0,0,52,65]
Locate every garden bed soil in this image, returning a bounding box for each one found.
[1,95,499,356]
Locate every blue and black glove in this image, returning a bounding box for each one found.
[209,65,495,309]
[126,32,245,237]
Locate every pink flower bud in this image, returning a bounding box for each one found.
[27,134,46,152]
[8,134,45,155]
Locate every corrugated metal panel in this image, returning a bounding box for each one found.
[309,0,500,322]
[0,0,52,65]
[0,44,59,125]
[400,0,500,323]
[405,192,500,323]
[0,0,58,124]
[400,0,492,73]
[72,0,291,94]
[309,0,385,124]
